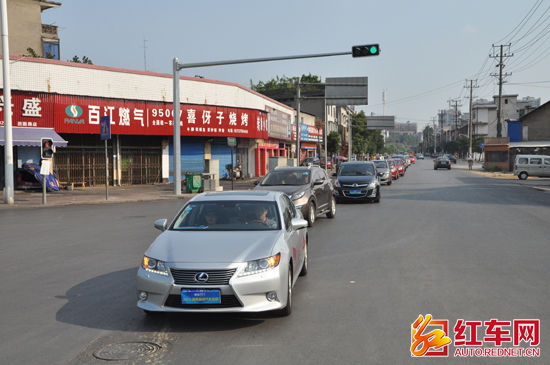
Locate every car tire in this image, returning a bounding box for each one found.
[387,179,392,186]
[374,188,381,203]
[519,171,528,180]
[307,201,316,227]
[299,242,308,277]
[448,166,451,170]
[279,265,293,316]
[326,197,336,218]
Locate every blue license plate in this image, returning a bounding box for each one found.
[181,289,221,304]
[349,189,362,194]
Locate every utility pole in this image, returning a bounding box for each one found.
[464,79,479,156]
[295,76,301,166]
[431,117,437,155]
[490,44,512,138]
[143,38,148,71]
[448,98,462,141]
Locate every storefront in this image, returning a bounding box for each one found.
[291,123,323,163]
[2,90,269,186]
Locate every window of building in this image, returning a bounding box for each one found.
[504,99,508,104]
[43,42,59,60]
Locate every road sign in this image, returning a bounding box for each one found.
[40,159,51,176]
[325,77,368,106]
[227,137,237,147]
[100,116,111,140]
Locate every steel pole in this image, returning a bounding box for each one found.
[468,80,473,156]
[104,139,109,200]
[173,58,181,195]
[348,117,352,161]
[296,77,301,166]
[1,0,14,204]
[324,98,327,172]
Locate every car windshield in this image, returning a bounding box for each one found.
[171,201,280,231]
[260,170,311,186]
[374,161,387,169]
[339,164,375,176]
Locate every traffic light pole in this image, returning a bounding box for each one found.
[1,0,14,205]
[42,175,46,205]
[172,45,378,194]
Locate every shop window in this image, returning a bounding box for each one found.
[486,151,508,162]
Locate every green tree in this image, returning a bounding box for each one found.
[69,55,93,64]
[351,111,385,156]
[327,131,341,155]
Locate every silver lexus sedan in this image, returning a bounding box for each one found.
[136,191,308,316]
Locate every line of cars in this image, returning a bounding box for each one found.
[136,158,415,316]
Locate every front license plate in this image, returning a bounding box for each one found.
[349,189,362,194]
[181,289,221,304]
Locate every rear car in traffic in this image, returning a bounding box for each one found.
[434,156,452,170]
[136,191,308,316]
[332,161,381,203]
[373,160,392,185]
[254,167,336,226]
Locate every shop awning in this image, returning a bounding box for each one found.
[0,127,68,147]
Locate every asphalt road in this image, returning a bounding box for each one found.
[1,160,548,364]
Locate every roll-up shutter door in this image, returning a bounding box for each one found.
[211,142,232,179]
[169,141,204,182]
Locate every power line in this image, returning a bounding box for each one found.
[494,0,543,44]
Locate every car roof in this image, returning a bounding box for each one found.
[192,191,281,202]
[341,161,374,165]
[273,166,315,171]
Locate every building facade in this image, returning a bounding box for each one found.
[1,57,295,188]
[0,0,61,59]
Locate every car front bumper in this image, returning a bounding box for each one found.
[334,187,376,200]
[136,263,288,313]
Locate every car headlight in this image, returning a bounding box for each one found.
[238,253,281,277]
[368,182,377,189]
[383,172,390,177]
[333,179,340,188]
[291,191,305,200]
[142,255,169,276]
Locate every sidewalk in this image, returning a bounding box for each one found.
[1,178,257,209]
[453,159,550,192]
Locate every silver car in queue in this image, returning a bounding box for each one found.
[136,191,308,316]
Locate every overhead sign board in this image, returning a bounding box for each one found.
[325,77,368,106]
[365,116,395,130]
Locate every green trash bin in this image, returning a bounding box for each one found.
[185,173,202,193]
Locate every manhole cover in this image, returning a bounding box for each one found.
[93,341,162,361]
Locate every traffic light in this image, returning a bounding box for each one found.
[352,44,380,57]
[41,138,54,159]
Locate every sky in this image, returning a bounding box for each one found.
[42,0,550,131]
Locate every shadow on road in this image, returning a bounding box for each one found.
[56,267,265,333]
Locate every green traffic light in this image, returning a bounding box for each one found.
[370,46,378,54]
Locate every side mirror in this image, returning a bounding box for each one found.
[291,217,308,230]
[331,172,337,177]
[253,180,260,186]
[154,218,168,231]
[313,178,324,186]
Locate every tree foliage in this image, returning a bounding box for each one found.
[70,55,93,64]
[251,74,323,96]
[327,131,341,155]
[351,111,385,156]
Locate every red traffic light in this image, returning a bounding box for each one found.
[41,138,54,159]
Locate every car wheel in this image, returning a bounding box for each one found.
[519,171,528,180]
[434,167,437,170]
[307,201,316,227]
[326,197,336,218]
[279,265,293,316]
[448,166,451,170]
[374,188,381,203]
[387,179,392,186]
[299,242,308,276]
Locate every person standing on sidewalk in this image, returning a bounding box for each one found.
[467,154,473,170]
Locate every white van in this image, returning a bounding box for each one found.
[513,155,550,180]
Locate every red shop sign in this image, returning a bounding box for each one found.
[53,94,269,138]
[0,92,53,128]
